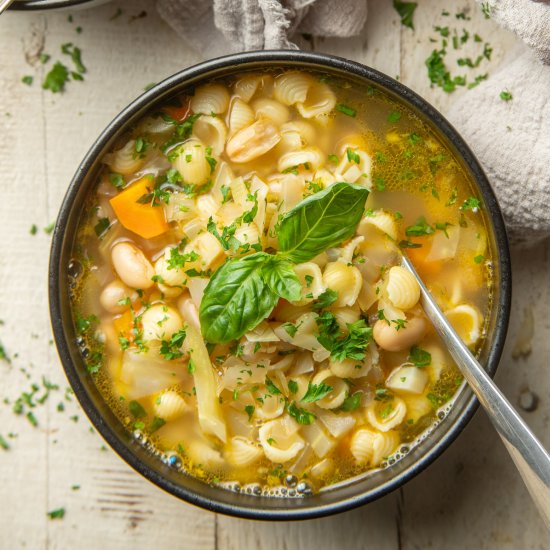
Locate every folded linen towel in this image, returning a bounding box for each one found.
[156,0,550,245]
[156,0,368,56]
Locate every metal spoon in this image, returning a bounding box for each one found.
[401,254,550,529]
[0,0,15,14]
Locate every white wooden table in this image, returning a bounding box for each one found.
[1,1,548,548]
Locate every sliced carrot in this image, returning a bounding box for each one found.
[113,309,133,337]
[162,96,190,122]
[407,238,443,278]
[110,176,168,239]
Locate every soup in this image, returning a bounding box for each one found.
[69,70,491,495]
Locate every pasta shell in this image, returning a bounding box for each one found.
[366,396,407,432]
[338,236,365,264]
[402,394,432,423]
[172,138,211,186]
[234,74,262,102]
[311,370,347,410]
[296,82,336,118]
[259,416,305,463]
[313,168,335,189]
[141,304,183,342]
[274,71,313,106]
[157,282,183,299]
[252,98,290,126]
[358,210,398,241]
[226,120,281,163]
[154,390,187,421]
[350,428,399,466]
[187,439,224,468]
[277,146,325,173]
[107,139,145,175]
[190,83,230,114]
[350,428,376,464]
[228,98,255,136]
[195,193,220,221]
[225,436,263,467]
[281,120,316,146]
[371,430,400,466]
[292,262,325,305]
[255,393,286,420]
[332,306,361,328]
[322,262,363,307]
[444,304,483,346]
[192,115,227,156]
[386,266,421,310]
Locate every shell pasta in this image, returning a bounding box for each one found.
[70,69,492,496]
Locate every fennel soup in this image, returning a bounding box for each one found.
[70,70,492,494]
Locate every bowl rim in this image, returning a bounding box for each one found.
[49,50,511,520]
[10,0,107,11]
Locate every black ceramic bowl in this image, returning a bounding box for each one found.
[49,51,511,520]
[10,0,109,11]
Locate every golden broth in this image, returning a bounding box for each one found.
[69,69,492,494]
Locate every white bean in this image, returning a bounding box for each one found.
[111,242,155,289]
[99,280,136,313]
[141,304,183,341]
[373,317,427,352]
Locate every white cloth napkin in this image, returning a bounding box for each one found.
[156,0,367,57]
[156,0,550,245]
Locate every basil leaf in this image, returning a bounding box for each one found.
[278,182,369,263]
[199,252,278,343]
[261,257,301,302]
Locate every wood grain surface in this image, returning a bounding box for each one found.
[0,1,548,548]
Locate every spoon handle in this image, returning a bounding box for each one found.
[0,0,15,15]
[401,255,550,529]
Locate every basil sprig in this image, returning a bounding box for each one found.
[199,182,369,344]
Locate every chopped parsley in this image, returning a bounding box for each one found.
[336,103,356,117]
[244,404,255,421]
[22,75,33,86]
[393,1,417,29]
[47,508,65,520]
[312,289,338,311]
[128,400,146,419]
[340,391,362,412]
[317,317,373,362]
[346,148,360,164]
[160,328,187,360]
[288,379,299,394]
[409,345,431,367]
[301,382,333,403]
[388,110,402,123]
[265,376,282,395]
[460,196,481,211]
[42,62,69,93]
[287,401,316,425]
[405,216,434,237]
[499,89,513,102]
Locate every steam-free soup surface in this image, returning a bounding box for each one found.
[70,69,491,494]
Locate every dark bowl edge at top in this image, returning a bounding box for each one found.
[48,50,512,521]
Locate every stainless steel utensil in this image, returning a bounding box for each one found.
[401,253,550,529]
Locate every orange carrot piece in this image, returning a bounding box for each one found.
[113,309,133,338]
[162,96,190,122]
[110,176,168,239]
[407,238,443,278]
